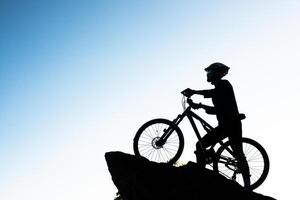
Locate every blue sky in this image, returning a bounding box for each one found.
[1,1,300,199]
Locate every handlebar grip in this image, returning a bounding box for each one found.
[181,89,192,98]
[181,90,187,96]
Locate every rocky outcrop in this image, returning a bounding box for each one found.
[105,151,276,200]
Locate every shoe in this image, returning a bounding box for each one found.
[243,174,251,189]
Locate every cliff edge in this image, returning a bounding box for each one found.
[105,151,276,200]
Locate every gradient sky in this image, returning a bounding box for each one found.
[1,1,300,199]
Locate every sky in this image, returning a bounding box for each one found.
[0,0,300,199]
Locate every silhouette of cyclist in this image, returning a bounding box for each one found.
[183,62,251,188]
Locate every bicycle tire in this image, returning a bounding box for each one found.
[133,118,184,165]
[213,137,269,190]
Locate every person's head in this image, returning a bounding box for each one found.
[205,62,229,84]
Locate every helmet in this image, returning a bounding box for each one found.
[205,62,229,79]
[205,62,229,74]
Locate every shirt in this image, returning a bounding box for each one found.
[202,79,240,125]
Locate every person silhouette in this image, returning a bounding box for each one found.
[182,62,251,188]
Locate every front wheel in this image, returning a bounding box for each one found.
[213,138,269,190]
[133,118,184,165]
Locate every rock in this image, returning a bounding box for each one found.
[105,151,276,200]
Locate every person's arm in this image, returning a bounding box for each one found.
[201,104,216,115]
[182,88,214,98]
[187,99,216,114]
[194,89,214,98]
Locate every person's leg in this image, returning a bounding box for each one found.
[195,127,225,166]
[231,141,250,188]
[201,126,225,148]
[228,125,251,188]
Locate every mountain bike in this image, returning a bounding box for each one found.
[133,90,270,190]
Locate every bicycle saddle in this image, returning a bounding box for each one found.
[239,113,246,120]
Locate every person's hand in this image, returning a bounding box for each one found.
[187,98,193,105]
[182,88,195,97]
[187,98,202,109]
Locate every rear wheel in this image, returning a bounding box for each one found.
[213,138,269,190]
[133,118,184,165]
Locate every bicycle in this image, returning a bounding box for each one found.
[133,90,270,190]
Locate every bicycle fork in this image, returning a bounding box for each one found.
[155,114,184,147]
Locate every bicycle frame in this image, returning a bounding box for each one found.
[134,93,269,189]
[157,105,234,162]
[158,105,212,147]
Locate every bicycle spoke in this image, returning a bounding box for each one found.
[142,129,153,139]
[138,145,153,151]
[138,138,152,144]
